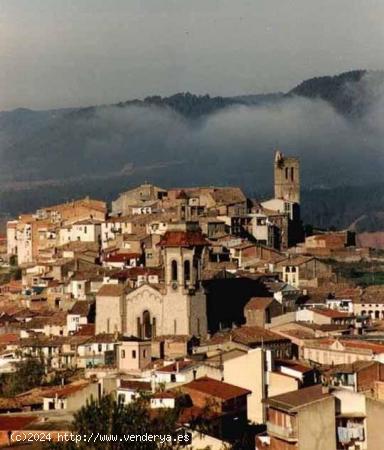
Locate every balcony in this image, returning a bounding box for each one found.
[267,421,297,441]
[337,423,365,447]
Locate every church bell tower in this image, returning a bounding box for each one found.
[274,150,300,204]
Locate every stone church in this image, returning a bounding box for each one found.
[96,222,208,338]
[273,150,300,204]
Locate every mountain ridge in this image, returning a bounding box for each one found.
[1,69,384,230]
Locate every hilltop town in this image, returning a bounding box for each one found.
[0,151,384,449]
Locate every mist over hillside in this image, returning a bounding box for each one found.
[1,70,384,230]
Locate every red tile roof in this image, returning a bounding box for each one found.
[157,360,195,373]
[182,376,251,401]
[105,253,141,263]
[312,308,354,319]
[306,338,384,354]
[0,333,20,346]
[158,231,208,248]
[341,339,384,353]
[275,359,314,374]
[42,381,90,399]
[0,416,38,430]
[73,324,95,336]
[113,267,163,280]
[265,385,329,412]
[97,284,126,297]
[245,297,274,310]
[152,390,179,399]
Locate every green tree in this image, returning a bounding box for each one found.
[48,394,191,450]
[1,354,45,396]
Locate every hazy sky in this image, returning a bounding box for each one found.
[0,0,383,110]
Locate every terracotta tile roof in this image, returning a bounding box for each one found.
[182,376,251,401]
[275,359,314,374]
[69,301,94,316]
[311,308,355,319]
[231,326,290,346]
[105,253,141,263]
[13,386,63,407]
[209,187,246,205]
[44,197,107,213]
[9,309,39,320]
[73,324,95,336]
[265,385,329,412]
[204,327,287,347]
[0,416,38,430]
[58,241,100,252]
[0,397,22,410]
[97,284,126,297]
[113,267,163,280]
[0,333,20,346]
[158,231,208,248]
[86,333,118,344]
[157,360,195,373]
[204,326,288,347]
[244,297,274,310]
[305,338,384,354]
[325,360,377,375]
[21,317,48,330]
[277,256,315,267]
[42,381,90,399]
[45,311,68,326]
[19,335,68,348]
[273,328,315,340]
[152,390,179,399]
[119,380,151,391]
[341,339,384,354]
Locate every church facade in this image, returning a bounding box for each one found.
[96,222,208,338]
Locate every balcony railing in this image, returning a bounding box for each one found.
[267,421,297,441]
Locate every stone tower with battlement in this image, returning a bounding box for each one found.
[274,150,300,204]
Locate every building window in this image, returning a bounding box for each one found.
[142,310,152,339]
[98,344,102,352]
[121,350,125,359]
[174,319,177,334]
[184,260,191,285]
[290,167,294,181]
[285,167,289,179]
[171,260,178,282]
[132,350,137,359]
